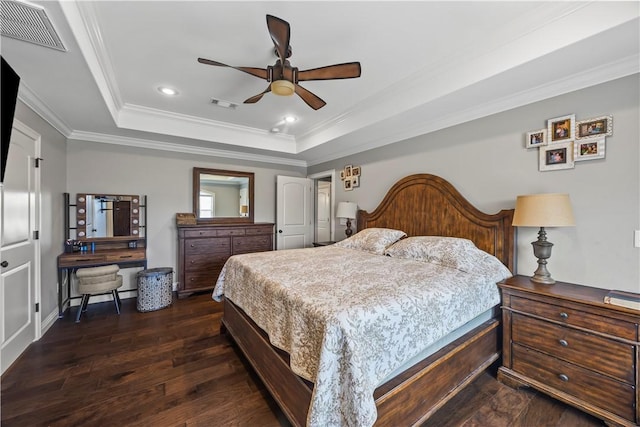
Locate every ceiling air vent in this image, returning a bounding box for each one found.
[211,98,238,109]
[0,0,66,51]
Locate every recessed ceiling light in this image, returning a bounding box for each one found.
[271,127,280,133]
[158,86,178,96]
[284,115,297,123]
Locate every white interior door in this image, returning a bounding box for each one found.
[276,176,313,250]
[1,120,40,374]
[316,181,331,242]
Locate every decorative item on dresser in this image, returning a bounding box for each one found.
[176,223,274,298]
[512,193,575,284]
[498,275,640,427]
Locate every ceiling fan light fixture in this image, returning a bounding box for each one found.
[271,80,295,96]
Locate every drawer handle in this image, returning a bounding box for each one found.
[558,339,568,347]
[190,244,195,247]
[119,255,133,259]
[559,312,569,319]
[558,374,569,382]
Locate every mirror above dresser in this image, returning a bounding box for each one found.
[193,168,254,224]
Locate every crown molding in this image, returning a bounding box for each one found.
[18,82,73,137]
[67,130,308,168]
[306,55,639,166]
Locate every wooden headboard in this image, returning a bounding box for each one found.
[357,174,515,271]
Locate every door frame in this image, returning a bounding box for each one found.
[308,170,337,243]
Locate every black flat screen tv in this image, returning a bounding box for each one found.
[1,56,20,184]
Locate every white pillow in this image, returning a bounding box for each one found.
[334,228,407,255]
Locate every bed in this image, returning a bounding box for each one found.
[213,173,515,426]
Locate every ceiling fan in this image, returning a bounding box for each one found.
[198,14,361,110]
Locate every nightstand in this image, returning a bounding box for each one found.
[498,275,639,426]
[312,241,335,247]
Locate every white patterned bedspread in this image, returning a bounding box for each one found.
[212,246,511,427]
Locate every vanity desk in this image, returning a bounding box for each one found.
[57,193,147,317]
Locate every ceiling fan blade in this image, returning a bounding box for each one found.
[197,58,268,80]
[297,62,362,81]
[294,84,326,110]
[266,15,291,63]
[244,86,272,104]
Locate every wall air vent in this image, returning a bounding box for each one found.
[211,98,238,109]
[0,0,66,51]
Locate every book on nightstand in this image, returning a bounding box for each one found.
[604,290,640,310]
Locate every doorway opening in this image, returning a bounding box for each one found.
[309,170,336,244]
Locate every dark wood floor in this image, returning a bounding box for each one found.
[1,293,603,426]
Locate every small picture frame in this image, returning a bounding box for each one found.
[351,176,360,187]
[340,170,345,181]
[547,114,575,143]
[344,165,353,177]
[344,178,353,191]
[351,166,361,177]
[539,141,574,171]
[576,115,612,139]
[526,129,547,148]
[574,137,605,161]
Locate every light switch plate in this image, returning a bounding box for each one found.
[635,230,640,248]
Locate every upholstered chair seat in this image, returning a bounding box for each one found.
[75,264,123,323]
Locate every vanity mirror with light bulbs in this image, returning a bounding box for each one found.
[75,193,142,239]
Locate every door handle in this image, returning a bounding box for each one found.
[1,260,8,268]
[278,230,283,233]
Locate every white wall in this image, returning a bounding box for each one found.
[310,75,640,292]
[14,100,67,321]
[65,141,304,295]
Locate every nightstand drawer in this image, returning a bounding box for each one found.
[512,313,634,383]
[510,295,637,341]
[512,344,635,421]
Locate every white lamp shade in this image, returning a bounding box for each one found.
[512,193,575,227]
[336,202,358,219]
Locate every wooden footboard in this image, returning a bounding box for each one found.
[223,299,500,427]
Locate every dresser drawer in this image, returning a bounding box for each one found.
[233,235,272,254]
[244,225,273,236]
[512,344,635,421]
[512,313,635,383]
[183,271,222,291]
[510,295,637,341]
[184,238,231,255]
[184,253,228,272]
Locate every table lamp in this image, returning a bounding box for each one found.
[240,205,248,216]
[512,193,575,284]
[336,202,358,237]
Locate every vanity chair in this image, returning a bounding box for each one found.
[75,264,123,323]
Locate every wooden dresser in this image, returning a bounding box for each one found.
[177,223,274,298]
[498,275,639,426]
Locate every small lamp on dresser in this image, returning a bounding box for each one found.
[336,202,358,237]
[512,193,575,285]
